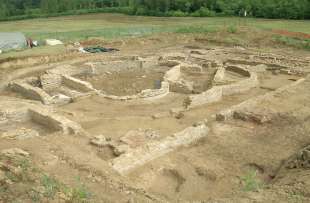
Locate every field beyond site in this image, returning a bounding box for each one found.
[0,13,309,42]
[0,13,309,60]
[0,13,310,203]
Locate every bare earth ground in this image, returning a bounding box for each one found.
[0,33,310,203]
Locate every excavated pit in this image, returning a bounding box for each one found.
[75,61,168,96]
[0,44,309,202]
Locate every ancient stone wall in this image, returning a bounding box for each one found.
[111,124,209,174]
[10,81,52,105]
[40,73,62,91]
[213,66,226,84]
[216,78,306,121]
[0,105,29,123]
[187,66,258,108]
[180,64,203,74]
[164,65,181,83]
[28,108,84,135]
[225,65,251,77]
[62,75,96,92]
[86,60,141,75]
[139,81,170,99]
[187,87,223,108]
[221,72,259,96]
[47,64,93,76]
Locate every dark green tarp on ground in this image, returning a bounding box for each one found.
[83,46,119,53]
[0,32,27,51]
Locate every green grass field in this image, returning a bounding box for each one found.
[0,13,309,42]
[0,13,309,60]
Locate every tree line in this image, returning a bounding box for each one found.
[0,0,309,20]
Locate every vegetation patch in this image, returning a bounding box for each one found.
[175,26,218,34]
[0,154,92,203]
[227,25,238,34]
[241,170,264,192]
[273,35,310,50]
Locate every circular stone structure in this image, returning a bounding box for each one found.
[6,52,261,105]
[0,42,308,202]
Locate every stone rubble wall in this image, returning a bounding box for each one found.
[22,77,40,86]
[169,79,194,94]
[168,63,206,94]
[164,65,181,82]
[28,108,84,135]
[187,87,223,108]
[213,66,226,84]
[8,54,197,103]
[101,80,170,101]
[0,98,84,136]
[225,65,251,77]
[47,64,93,76]
[111,124,209,175]
[62,75,96,92]
[99,61,182,101]
[190,55,222,67]
[85,60,142,75]
[10,81,52,105]
[139,81,170,99]
[0,110,27,124]
[159,53,187,62]
[187,66,259,108]
[216,78,306,121]
[164,64,196,94]
[180,64,203,74]
[159,60,180,67]
[0,106,29,123]
[284,145,310,169]
[40,73,62,91]
[0,98,51,125]
[226,58,294,70]
[221,72,259,96]
[10,76,94,105]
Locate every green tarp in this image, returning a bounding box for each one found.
[83,46,119,53]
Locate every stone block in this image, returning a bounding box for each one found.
[170,79,194,94]
[62,75,95,92]
[10,81,52,104]
[40,73,62,91]
[187,86,223,108]
[111,124,209,174]
[28,108,83,135]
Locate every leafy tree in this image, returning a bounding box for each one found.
[0,0,309,20]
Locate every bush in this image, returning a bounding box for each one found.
[241,170,263,192]
[135,7,148,16]
[191,7,216,17]
[227,24,238,33]
[167,10,188,17]
[0,7,136,22]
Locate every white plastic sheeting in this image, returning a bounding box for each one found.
[0,32,27,51]
[45,39,63,46]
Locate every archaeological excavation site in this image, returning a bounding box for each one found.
[0,36,310,202]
